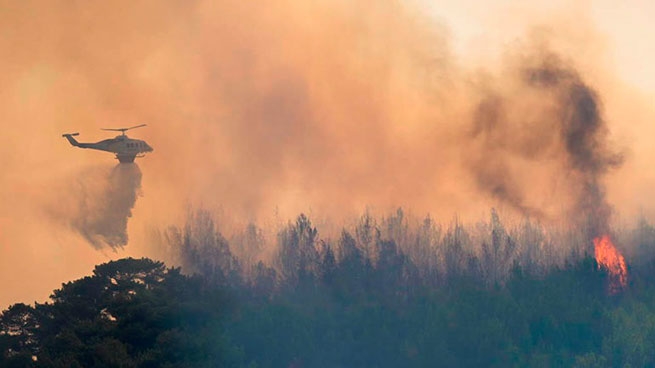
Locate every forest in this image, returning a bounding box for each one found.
[3,208,655,367]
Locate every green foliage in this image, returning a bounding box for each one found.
[5,211,655,367]
[276,214,320,288]
[1,258,244,367]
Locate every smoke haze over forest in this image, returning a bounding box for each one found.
[1,0,655,307]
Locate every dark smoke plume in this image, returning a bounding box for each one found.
[69,164,142,249]
[469,93,547,219]
[469,51,623,235]
[525,54,623,237]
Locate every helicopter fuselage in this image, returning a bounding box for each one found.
[62,133,153,163]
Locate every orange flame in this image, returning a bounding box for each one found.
[593,235,627,293]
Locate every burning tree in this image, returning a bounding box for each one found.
[593,235,628,294]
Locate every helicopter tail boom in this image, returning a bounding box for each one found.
[61,133,96,149]
[62,133,81,147]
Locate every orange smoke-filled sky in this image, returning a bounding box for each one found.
[1,0,654,307]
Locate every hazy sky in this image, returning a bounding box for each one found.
[1,0,654,307]
[426,0,655,94]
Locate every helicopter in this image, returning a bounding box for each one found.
[62,124,153,163]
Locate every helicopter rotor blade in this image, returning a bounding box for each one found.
[101,124,147,132]
[126,124,147,130]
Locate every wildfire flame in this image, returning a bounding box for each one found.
[593,235,627,294]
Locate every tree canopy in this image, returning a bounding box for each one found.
[4,211,655,367]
